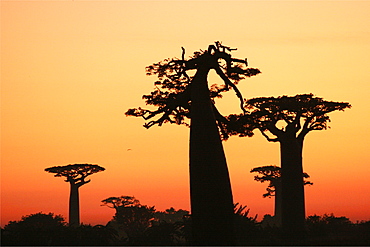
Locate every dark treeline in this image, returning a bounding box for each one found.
[1,201,369,246]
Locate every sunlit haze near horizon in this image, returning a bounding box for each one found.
[1,1,369,227]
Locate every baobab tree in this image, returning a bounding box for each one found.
[126,42,260,245]
[250,165,313,226]
[228,94,350,238]
[45,164,105,226]
[101,196,140,211]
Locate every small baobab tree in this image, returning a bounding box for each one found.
[227,94,350,238]
[101,196,140,211]
[102,196,155,244]
[45,164,105,226]
[126,42,260,245]
[250,165,313,226]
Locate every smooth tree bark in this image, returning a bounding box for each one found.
[273,171,311,229]
[126,42,260,245]
[68,178,88,226]
[69,183,80,226]
[189,55,234,245]
[274,179,282,226]
[45,164,105,227]
[280,132,305,236]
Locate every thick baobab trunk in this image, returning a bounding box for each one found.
[280,137,305,239]
[274,180,282,227]
[189,65,235,245]
[69,184,80,227]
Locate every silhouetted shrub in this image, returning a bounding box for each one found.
[59,224,118,246]
[1,212,67,245]
[306,214,352,237]
[233,203,263,245]
[2,211,368,246]
[305,214,370,245]
[153,207,189,224]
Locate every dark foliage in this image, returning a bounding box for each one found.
[250,165,312,198]
[1,213,117,246]
[154,207,190,224]
[125,41,260,139]
[102,196,190,245]
[233,203,262,245]
[1,212,66,246]
[305,214,358,245]
[101,195,140,209]
[227,94,351,141]
[45,164,105,185]
[2,211,369,246]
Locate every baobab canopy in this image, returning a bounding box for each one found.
[45,164,105,184]
[125,41,260,133]
[226,93,351,141]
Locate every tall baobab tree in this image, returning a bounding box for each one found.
[45,164,105,227]
[250,165,313,226]
[126,42,260,245]
[227,94,350,238]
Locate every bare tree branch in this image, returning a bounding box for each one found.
[259,128,280,142]
[214,65,246,113]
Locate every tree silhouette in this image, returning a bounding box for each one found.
[233,203,260,245]
[250,165,313,226]
[2,212,66,245]
[126,42,260,245]
[153,207,190,224]
[102,196,156,244]
[45,164,105,227]
[228,94,350,238]
[101,196,140,210]
[1,212,119,246]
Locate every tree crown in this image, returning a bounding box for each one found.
[125,42,260,136]
[101,196,140,209]
[4,212,67,231]
[227,94,351,141]
[45,164,105,185]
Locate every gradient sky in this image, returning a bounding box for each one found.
[1,1,369,227]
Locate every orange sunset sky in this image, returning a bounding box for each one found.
[1,1,369,227]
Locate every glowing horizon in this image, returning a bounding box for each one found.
[1,1,369,227]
